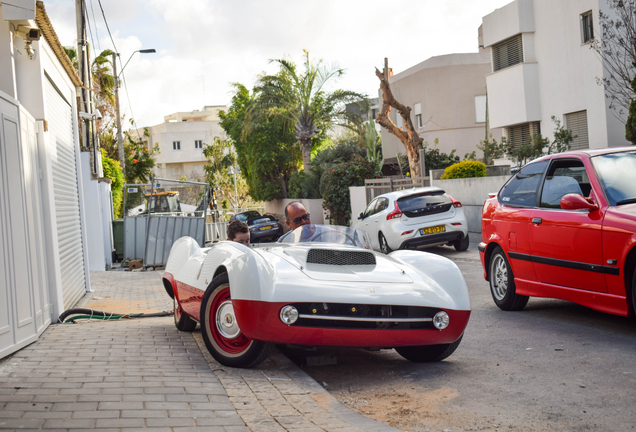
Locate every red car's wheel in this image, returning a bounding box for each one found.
[200,273,271,368]
[174,295,197,332]
[489,246,529,311]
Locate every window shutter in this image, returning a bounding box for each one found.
[565,111,589,150]
[493,34,524,72]
[506,121,540,150]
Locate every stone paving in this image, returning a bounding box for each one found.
[0,269,399,431]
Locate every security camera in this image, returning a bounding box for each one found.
[95,110,103,120]
[15,25,41,41]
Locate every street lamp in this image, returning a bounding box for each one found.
[112,48,156,176]
[227,165,239,214]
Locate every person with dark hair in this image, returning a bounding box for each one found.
[227,220,250,246]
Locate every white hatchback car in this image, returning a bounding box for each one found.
[354,187,469,254]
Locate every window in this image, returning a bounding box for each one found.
[173,141,181,150]
[363,198,379,218]
[492,34,523,72]
[499,161,548,207]
[374,198,388,214]
[396,112,403,129]
[414,103,422,128]
[194,140,203,149]
[581,11,594,43]
[565,110,589,150]
[475,96,487,123]
[540,159,589,208]
[506,122,540,150]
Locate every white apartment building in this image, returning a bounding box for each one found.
[482,0,630,150]
[135,105,226,181]
[381,48,502,165]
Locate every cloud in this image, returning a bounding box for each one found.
[45,0,511,127]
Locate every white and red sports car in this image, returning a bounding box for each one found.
[162,225,471,368]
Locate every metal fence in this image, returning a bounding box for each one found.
[122,178,208,267]
[364,176,430,203]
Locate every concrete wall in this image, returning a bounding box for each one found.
[431,176,510,242]
[349,186,367,228]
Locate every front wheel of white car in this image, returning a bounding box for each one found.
[200,272,272,368]
[395,334,463,362]
[379,232,393,254]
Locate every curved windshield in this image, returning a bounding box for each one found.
[279,224,373,249]
[592,151,636,206]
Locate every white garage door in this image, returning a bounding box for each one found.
[45,78,87,310]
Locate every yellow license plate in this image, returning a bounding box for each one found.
[260,226,272,230]
[420,225,445,235]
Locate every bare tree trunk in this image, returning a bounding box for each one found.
[375,59,424,178]
[300,139,312,171]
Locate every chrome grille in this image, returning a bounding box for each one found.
[307,249,376,266]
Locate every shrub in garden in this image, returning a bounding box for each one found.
[440,160,487,179]
[321,154,378,226]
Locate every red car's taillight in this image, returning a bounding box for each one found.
[386,201,403,220]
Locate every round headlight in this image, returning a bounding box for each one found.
[279,305,298,325]
[433,311,450,330]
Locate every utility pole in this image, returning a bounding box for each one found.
[112,52,125,177]
[75,0,99,177]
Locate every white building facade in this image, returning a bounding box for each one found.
[381,50,502,165]
[482,0,630,150]
[0,0,96,358]
[135,106,226,181]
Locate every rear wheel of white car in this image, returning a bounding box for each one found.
[454,235,470,251]
[174,295,197,332]
[395,334,463,362]
[379,232,393,254]
[200,272,272,368]
[489,246,529,311]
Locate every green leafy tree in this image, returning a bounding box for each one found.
[220,84,299,201]
[64,46,119,160]
[477,135,507,164]
[365,120,383,174]
[505,116,575,166]
[248,50,369,171]
[123,131,159,184]
[321,154,378,226]
[100,148,124,217]
[289,138,367,199]
[202,136,251,212]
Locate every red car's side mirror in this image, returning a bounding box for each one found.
[560,193,599,211]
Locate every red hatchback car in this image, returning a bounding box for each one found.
[479,147,636,317]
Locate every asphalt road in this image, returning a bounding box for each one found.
[287,247,636,432]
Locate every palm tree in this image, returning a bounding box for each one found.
[248,51,369,171]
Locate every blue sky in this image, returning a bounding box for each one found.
[44,0,513,128]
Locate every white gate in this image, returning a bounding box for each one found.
[0,92,51,359]
[45,78,87,310]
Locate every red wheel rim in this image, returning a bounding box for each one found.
[209,287,251,354]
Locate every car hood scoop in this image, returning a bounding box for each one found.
[278,246,413,283]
